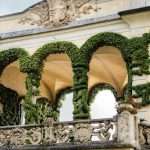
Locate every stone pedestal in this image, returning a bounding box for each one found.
[117,104,140,149]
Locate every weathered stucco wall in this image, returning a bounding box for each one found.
[0,11,150,54]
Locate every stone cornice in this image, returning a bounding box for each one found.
[0,0,150,37]
[0,14,120,40]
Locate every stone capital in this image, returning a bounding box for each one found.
[117,103,137,114]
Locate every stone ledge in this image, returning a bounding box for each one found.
[119,6,150,16]
[0,142,135,150]
[0,14,120,40]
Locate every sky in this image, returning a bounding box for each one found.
[59,90,117,122]
[0,0,42,16]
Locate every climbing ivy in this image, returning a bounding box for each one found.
[80,32,131,100]
[80,32,130,65]
[129,33,150,105]
[25,41,79,100]
[24,41,89,120]
[133,83,150,106]
[0,84,19,126]
[0,48,29,74]
[128,37,149,75]
[0,32,149,125]
[24,98,53,124]
[0,49,29,125]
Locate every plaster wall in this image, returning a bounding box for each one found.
[0,12,150,55]
[0,14,38,33]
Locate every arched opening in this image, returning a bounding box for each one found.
[58,91,73,122]
[0,60,27,125]
[37,53,74,121]
[90,89,117,119]
[88,46,128,119]
[0,48,28,125]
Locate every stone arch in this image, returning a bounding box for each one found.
[30,41,79,87]
[80,32,130,108]
[0,48,29,96]
[0,48,29,125]
[0,48,29,75]
[81,32,129,65]
[24,41,80,122]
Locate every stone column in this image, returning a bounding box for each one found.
[117,103,140,149]
[73,66,89,119]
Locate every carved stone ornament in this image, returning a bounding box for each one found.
[0,127,42,146]
[91,121,117,142]
[139,121,150,145]
[19,0,101,28]
[55,124,75,143]
[74,123,92,143]
[0,119,116,146]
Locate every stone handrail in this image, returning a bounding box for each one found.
[0,117,117,147]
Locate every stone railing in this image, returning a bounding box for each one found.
[0,118,117,148]
[139,121,150,146]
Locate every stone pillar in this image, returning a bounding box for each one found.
[117,103,140,149]
[73,66,89,119]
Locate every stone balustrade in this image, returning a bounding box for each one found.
[0,118,117,148]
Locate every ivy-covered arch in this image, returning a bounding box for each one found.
[0,48,29,125]
[28,41,79,87]
[0,32,149,124]
[80,32,131,106]
[24,41,85,121]
[0,48,29,75]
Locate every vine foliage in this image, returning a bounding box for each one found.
[0,32,149,125]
